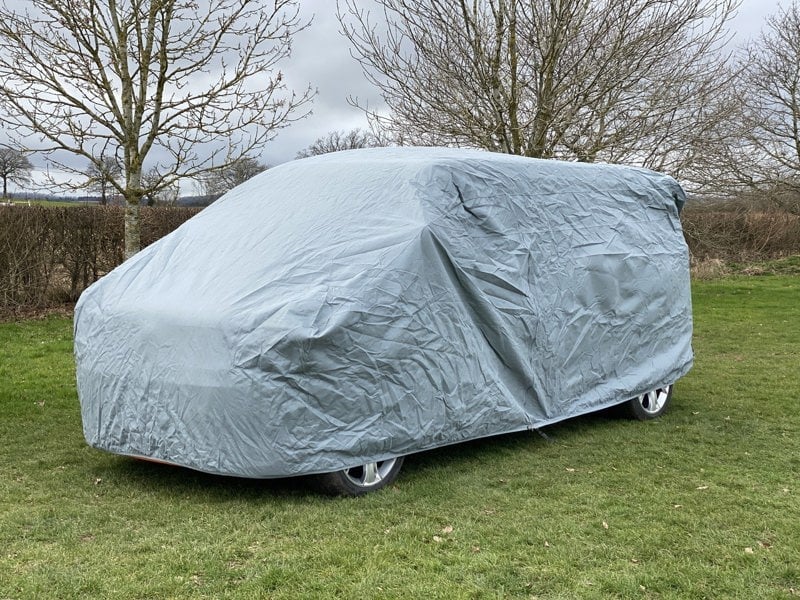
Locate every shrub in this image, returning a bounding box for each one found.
[0,205,199,312]
[2,199,799,314]
[681,203,800,263]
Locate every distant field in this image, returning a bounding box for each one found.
[1,199,95,207]
[1,276,798,599]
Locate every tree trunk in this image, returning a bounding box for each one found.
[124,199,141,260]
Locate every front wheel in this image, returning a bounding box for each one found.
[316,457,404,496]
[625,385,674,420]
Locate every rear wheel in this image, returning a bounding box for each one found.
[316,457,404,496]
[625,385,673,420]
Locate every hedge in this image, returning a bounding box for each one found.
[680,204,800,262]
[2,202,799,314]
[0,206,198,311]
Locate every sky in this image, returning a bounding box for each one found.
[0,0,789,195]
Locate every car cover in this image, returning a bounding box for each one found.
[74,147,693,478]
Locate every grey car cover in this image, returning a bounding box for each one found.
[74,147,693,478]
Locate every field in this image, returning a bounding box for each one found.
[1,275,798,599]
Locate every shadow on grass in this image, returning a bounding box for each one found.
[406,405,623,473]
[101,456,317,501]
[95,405,628,501]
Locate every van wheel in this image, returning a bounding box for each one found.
[316,457,404,496]
[625,385,673,420]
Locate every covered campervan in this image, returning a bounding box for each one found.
[75,148,693,495]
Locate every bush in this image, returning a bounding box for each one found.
[0,205,199,312]
[681,203,800,263]
[2,199,799,315]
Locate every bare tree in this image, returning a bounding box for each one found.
[84,156,123,205]
[295,128,384,158]
[0,0,313,258]
[142,167,180,206]
[0,146,33,197]
[730,2,800,202]
[338,0,739,179]
[199,155,269,200]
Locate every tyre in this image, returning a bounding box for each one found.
[625,384,674,420]
[316,457,405,496]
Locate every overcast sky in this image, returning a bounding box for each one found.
[2,0,789,194]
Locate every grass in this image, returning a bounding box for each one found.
[692,255,800,280]
[1,276,799,599]
[728,255,800,277]
[1,198,89,207]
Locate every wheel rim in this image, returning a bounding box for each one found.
[636,385,671,415]
[342,458,398,488]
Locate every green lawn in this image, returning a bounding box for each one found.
[1,276,798,599]
[1,199,90,207]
